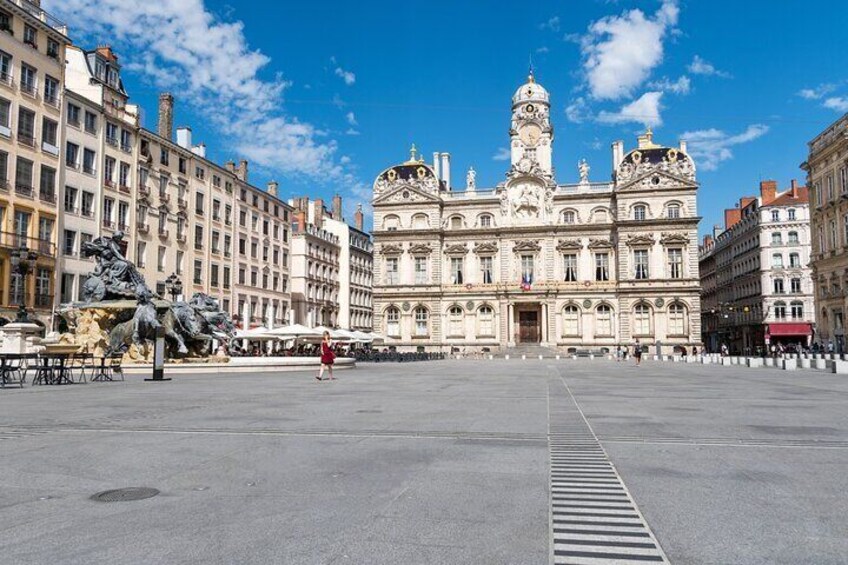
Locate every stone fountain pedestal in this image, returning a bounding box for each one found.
[0,322,45,354]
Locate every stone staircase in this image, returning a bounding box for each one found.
[502,344,561,358]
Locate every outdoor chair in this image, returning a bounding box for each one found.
[108,354,125,381]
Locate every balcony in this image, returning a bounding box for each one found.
[138,223,149,234]
[81,207,94,218]
[158,228,169,239]
[102,219,115,229]
[0,70,13,89]
[138,184,150,196]
[0,232,55,257]
[104,179,115,189]
[20,82,37,98]
[119,184,130,194]
[177,198,188,209]
[176,232,187,243]
[43,93,59,108]
[0,179,7,191]
[83,165,95,175]
[14,182,33,197]
[159,192,170,203]
[118,223,129,232]
[106,136,118,148]
[39,190,55,204]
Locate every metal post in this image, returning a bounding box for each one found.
[145,326,171,382]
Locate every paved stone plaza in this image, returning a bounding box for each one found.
[1,359,847,564]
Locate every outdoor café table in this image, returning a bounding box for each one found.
[31,354,71,385]
[91,356,112,382]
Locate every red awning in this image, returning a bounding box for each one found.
[767,323,813,337]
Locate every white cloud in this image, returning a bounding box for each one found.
[345,128,360,136]
[334,66,356,86]
[565,97,592,123]
[539,16,560,32]
[597,91,663,126]
[687,55,730,78]
[345,111,358,126]
[492,147,511,161]
[823,97,848,112]
[580,0,679,100]
[536,46,550,54]
[648,75,690,95]
[681,124,769,171]
[798,84,836,100]
[44,0,343,181]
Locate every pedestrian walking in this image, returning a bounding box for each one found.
[633,339,642,366]
[316,331,336,381]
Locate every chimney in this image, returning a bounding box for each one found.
[679,139,688,153]
[294,211,307,233]
[191,144,206,159]
[354,204,363,231]
[267,181,278,197]
[176,126,192,149]
[759,180,777,204]
[225,160,236,174]
[440,152,451,190]
[611,140,624,171]
[713,224,722,239]
[158,93,174,141]
[790,179,799,198]
[724,208,742,230]
[332,194,342,220]
[237,159,249,183]
[314,198,324,228]
[432,152,441,181]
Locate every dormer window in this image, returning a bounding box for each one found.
[0,11,11,33]
[47,39,59,60]
[95,59,105,81]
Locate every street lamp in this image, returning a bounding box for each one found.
[10,246,38,322]
[164,273,183,302]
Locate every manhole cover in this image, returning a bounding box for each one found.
[91,487,160,502]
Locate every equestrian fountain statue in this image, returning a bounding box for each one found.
[57,231,235,363]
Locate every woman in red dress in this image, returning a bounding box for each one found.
[316,331,335,381]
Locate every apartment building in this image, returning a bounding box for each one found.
[290,196,341,328]
[61,44,140,303]
[0,0,69,324]
[699,180,814,354]
[804,112,848,351]
[320,196,373,331]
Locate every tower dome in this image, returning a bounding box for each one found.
[512,70,550,107]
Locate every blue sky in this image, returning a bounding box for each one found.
[45,0,848,234]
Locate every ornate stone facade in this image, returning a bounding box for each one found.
[371,73,702,354]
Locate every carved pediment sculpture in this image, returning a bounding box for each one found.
[380,243,403,255]
[626,234,656,247]
[660,232,690,245]
[408,243,433,255]
[587,238,614,249]
[513,240,542,253]
[556,239,583,251]
[374,183,440,205]
[473,242,499,254]
[444,243,469,255]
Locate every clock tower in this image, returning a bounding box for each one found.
[510,70,553,176]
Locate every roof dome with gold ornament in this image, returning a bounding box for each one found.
[512,70,550,107]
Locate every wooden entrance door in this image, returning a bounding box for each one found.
[518,310,539,343]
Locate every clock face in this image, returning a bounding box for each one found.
[519,124,542,147]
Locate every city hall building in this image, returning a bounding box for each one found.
[371,72,702,354]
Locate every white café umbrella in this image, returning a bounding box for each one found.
[266,324,322,338]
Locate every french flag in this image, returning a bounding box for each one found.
[521,272,532,291]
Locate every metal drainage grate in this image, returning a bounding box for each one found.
[91,487,160,502]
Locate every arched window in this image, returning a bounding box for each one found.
[789,253,801,268]
[594,209,608,223]
[633,303,653,336]
[561,210,576,224]
[633,205,647,221]
[772,253,783,268]
[668,303,687,336]
[563,305,580,336]
[448,306,464,337]
[478,306,494,336]
[449,216,464,229]
[412,214,428,229]
[414,307,429,336]
[771,232,782,245]
[667,203,681,219]
[595,305,612,336]
[383,215,400,231]
[478,214,493,228]
[788,231,799,244]
[386,307,400,336]
[790,301,803,320]
[774,301,787,320]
